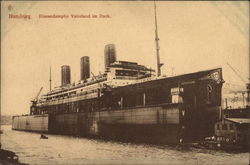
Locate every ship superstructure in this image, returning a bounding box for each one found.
[32,58,157,115]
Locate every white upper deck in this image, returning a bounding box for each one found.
[37,61,156,106]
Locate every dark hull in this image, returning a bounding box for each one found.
[12,103,219,144]
[48,104,183,144]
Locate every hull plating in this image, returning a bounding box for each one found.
[13,104,184,144]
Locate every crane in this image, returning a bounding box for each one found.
[31,87,43,103]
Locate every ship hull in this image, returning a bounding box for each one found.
[12,103,219,144]
[48,104,182,144]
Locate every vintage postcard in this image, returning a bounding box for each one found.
[1,1,249,165]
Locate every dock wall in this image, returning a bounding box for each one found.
[12,114,49,133]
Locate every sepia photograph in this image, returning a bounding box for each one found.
[1,1,249,164]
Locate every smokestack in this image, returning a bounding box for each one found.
[61,65,71,86]
[104,44,116,69]
[80,56,90,81]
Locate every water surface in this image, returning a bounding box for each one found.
[1,125,248,165]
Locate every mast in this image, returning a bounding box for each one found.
[154,0,163,76]
[49,65,52,92]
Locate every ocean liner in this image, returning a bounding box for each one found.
[12,2,224,144]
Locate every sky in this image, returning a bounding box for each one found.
[1,1,249,115]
